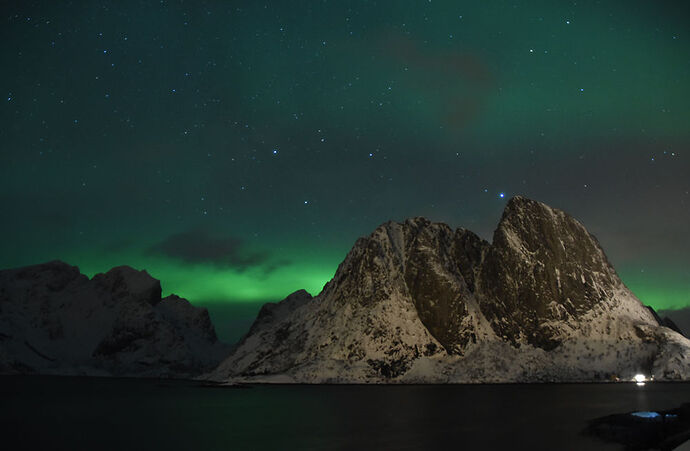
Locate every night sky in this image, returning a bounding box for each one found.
[2,1,689,341]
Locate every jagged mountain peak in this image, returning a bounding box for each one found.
[480,196,634,349]
[209,195,690,383]
[246,289,313,336]
[0,261,229,377]
[91,265,162,306]
[495,196,587,249]
[12,259,85,287]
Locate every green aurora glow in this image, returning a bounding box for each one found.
[1,0,689,341]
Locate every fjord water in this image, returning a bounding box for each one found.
[3,377,689,450]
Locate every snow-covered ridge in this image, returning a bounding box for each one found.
[0,261,230,377]
[209,196,690,383]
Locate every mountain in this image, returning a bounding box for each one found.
[0,261,230,378]
[647,306,686,337]
[209,196,690,383]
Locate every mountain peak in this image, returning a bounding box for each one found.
[0,262,229,377]
[499,195,559,228]
[92,265,162,306]
[209,195,690,383]
[505,194,530,205]
[484,196,626,349]
[403,216,432,228]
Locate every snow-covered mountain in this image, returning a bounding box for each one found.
[0,261,229,378]
[209,196,690,383]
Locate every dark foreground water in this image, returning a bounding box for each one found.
[2,376,690,450]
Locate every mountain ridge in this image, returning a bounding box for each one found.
[0,260,229,377]
[209,196,690,383]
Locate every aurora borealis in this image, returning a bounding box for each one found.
[2,1,688,341]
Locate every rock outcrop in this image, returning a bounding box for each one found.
[209,196,690,383]
[0,261,229,378]
[647,306,686,337]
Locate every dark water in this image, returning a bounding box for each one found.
[2,376,690,450]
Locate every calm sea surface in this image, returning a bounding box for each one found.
[2,376,690,450]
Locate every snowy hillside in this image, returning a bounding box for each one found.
[0,261,230,378]
[208,196,690,383]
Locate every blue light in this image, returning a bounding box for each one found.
[631,411,660,419]
[499,192,505,198]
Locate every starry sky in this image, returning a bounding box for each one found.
[2,0,689,341]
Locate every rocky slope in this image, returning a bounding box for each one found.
[0,261,229,378]
[209,196,690,383]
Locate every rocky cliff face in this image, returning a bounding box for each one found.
[209,196,690,383]
[478,197,627,350]
[0,261,229,378]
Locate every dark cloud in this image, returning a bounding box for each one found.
[378,32,495,129]
[149,229,287,273]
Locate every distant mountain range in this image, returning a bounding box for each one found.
[2,196,688,383]
[0,262,228,377]
[208,196,690,383]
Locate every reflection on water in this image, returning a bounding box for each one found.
[631,411,661,418]
[2,376,690,451]
[587,403,690,450]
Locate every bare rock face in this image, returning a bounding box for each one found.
[92,266,163,306]
[208,196,690,383]
[646,306,686,338]
[247,289,312,336]
[0,261,229,378]
[478,197,624,350]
